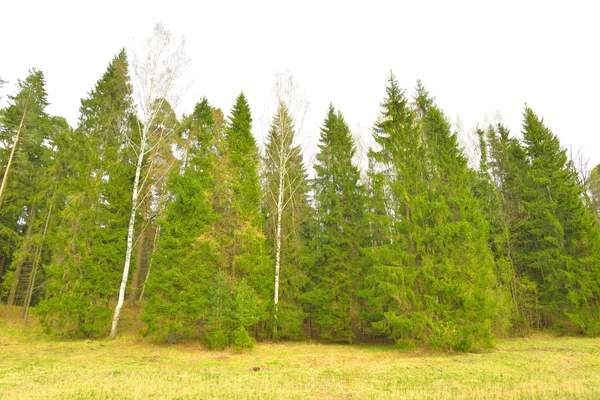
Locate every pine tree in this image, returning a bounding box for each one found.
[307,104,365,342]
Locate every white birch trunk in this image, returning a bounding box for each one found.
[110,134,146,340]
[273,153,285,337]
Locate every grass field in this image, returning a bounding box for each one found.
[1,307,600,399]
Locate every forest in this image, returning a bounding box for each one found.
[2,26,600,352]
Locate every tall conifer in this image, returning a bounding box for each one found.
[517,108,600,333]
[141,99,218,341]
[366,77,503,350]
[37,51,136,336]
[308,105,365,342]
[0,69,55,305]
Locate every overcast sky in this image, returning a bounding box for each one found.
[1,0,598,170]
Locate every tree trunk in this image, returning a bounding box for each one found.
[272,127,286,338]
[23,203,53,326]
[127,196,149,307]
[8,205,36,305]
[0,103,27,207]
[110,134,146,339]
[139,224,159,303]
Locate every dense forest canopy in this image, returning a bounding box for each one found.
[1,26,599,351]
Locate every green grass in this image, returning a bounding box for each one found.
[1,306,600,399]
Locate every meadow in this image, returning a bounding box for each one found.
[1,307,599,399]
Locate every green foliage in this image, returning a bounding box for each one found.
[263,103,312,339]
[221,95,272,331]
[226,92,261,221]
[36,50,137,336]
[232,325,255,352]
[0,68,57,305]
[203,272,259,350]
[308,104,366,342]
[365,76,504,350]
[141,98,217,340]
[479,109,600,335]
[2,53,600,349]
[518,108,600,333]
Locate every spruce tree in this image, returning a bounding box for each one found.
[415,86,505,348]
[479,123,541,332]
[517,107,600,333]
[0,69,55,305]
[21,116,72,324]
[141,98,218,341]
[307,104,365,342]
[222,92,272,331]
[37,51,136,336]
[366,76,503,350]
[226,93,261,220]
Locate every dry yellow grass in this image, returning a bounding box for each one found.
[1,306,600,399]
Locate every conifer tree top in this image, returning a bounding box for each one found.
[227,92,256,152]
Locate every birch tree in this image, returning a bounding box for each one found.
[263,74,310,338]
[110,24,187,339]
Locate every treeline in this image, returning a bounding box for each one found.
[2,35,600,351]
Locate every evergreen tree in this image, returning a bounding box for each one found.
[479,123,541,333]
[307,104,365,342]
[203,272,259,350]
[365,76,503,350]
[21,116,72,324]
[222,93,272,332]
[143,97,269,345]
[0,69,56,305]
[37,51,136,336]
[516,107,600,333]
[141,98,218,341]
[226,93,261,220]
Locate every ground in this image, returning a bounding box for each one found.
[1,307,599,399]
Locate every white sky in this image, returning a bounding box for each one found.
[1,0,599,170]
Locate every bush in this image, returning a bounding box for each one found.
[232,326,254,352]
[205,325,229,350]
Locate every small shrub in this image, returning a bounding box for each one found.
[205,326,228,350]
[232,326,254,352]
